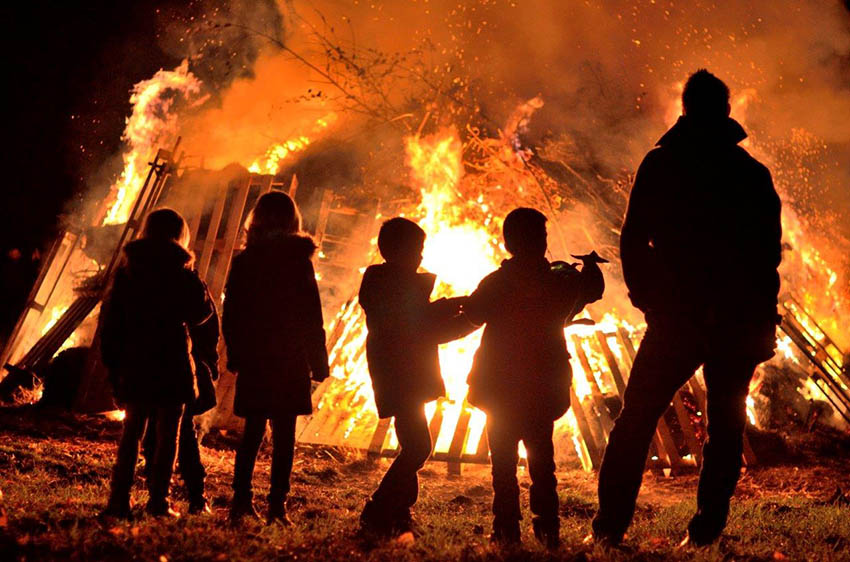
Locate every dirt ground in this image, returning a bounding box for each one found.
[1,407,849,561]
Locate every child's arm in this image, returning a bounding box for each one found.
[566,252,606,319]
[426,296,478,344]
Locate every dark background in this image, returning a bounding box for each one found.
[0,2,182,339]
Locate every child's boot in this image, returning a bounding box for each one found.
[532,516,560,550]
[490,517,521,546]
[267,497,293,526]
[229,492,260,522]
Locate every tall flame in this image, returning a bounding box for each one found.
[101,61,201,225]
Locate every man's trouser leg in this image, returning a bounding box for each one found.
[522,419,559,530]
[233,416,267,500]
[268,415,298,504]
[688,355,757,543]
[486,416,522,531]
[107,405,149,509]
[592,325,701,541]
[146,404,184,510]
[371,405,432,513]
[178,410,206,503]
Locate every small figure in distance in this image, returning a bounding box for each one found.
[223,191,329,525]
[590,69,782,549]
[100,208,217,520]
[463,208,606,549]
[358,217,475,538]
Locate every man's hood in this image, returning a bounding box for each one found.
[657,115,747,148]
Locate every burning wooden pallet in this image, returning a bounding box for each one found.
[297,295,762,474]
[3,149,846,475]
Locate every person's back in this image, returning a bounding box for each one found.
[222,191,328,525]
[224,232,326,406]
[358,217,470,537]
[101,226,212,406]
[593,70,782,549]
[466,253,603,420]
[623,115,780,325]
[100,208,213,520]
[464,207,605,548]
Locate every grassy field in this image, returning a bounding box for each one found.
[1,407,849,561]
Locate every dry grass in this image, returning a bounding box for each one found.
[1,407,849,561]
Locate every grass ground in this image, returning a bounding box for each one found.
[1,407,848,561]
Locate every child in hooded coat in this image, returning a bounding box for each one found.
[358,217,473,536]
[464,208,605,547]
[222,191,329,525]
[100,208,216,519]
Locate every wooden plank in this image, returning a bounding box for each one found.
[368,418,392,456]
[197,182,227,280]
[616,327,637,373]
[569,386,602,469]
[314,189,335,247]
[446,407,472,475]
[470,418,490,464]
[572,335,615,434]
[596,331,628,396]
[209,177,251,300]
[670,394,703,465]
[186,189,207,250]
[615,327,681,469]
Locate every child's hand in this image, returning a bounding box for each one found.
[312,365,330,383]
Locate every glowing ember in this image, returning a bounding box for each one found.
[104,410,126,422]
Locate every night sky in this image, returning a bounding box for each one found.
[2,3,185,255]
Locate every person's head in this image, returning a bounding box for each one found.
[682,69,731,121]
[245,191,301,247]
[503,207,547,257]
[142,208,190,249]
[377,217,426,271]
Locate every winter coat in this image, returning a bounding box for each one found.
[359,263,474,418]
[621,116,782,360]
[464,255,604,421]
[222,234,328,418]
[100,239,215,406]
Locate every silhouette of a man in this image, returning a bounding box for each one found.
[591,70,782,547]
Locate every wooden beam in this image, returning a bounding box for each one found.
[197,182,227,280]
[209,177,251,300]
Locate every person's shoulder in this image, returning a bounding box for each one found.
[179,266,207,292]
[474,267,504,292]
[732,146,774,184]
[274,235,317,261]
[640,146,671,169]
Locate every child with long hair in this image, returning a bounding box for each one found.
[223,191,329,524]
[100,208,216,519]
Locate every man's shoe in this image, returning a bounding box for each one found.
[229,496,260,522]
[532,518,560,550]
[267,502,293,526]
[360,500,392,536]
[686,509,725,546]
